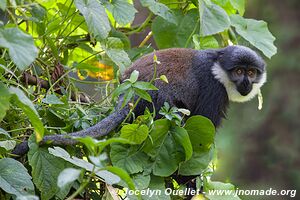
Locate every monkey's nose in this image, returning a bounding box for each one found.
[237,84,252,96]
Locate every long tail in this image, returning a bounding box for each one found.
[12,106,130,156]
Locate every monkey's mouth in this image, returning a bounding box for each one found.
[237,84,252,96]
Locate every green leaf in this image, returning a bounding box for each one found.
[28,143,72,200]
[42,94,64,105]
[104,166,135,190]
[103,37,131,73]
[16,195,39,200]
[152,9,199,49]
[129,70,139,83]
[57,168,81,188]
[134,88,152,102]
[199,0,230,36]
[205,180,241,200]
[0,27,38,70]
[74,0,111,39]
[171,126,192,161]
[132,173,150,190]
[0,83,10,121]
[49,146,121,185]
[0,128,10,138]
[152,134,182,176]
[0,140,16,151]
[9,87,44,142]
[140,0,176,24]
[193,34,219,50]
[230,14,277,58]
[230,0,245,15]
[120,124,149,144]
[184,115,215,151]
[105,0,137,25]
[110,144,149,174]
[122,87,134,107]
[112,81,132,99]
[133,81,158,90]
[178,147,214,175]
[0,0,6,11]
[142,176,171,200]
[0,158,34,196]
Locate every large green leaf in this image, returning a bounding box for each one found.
[142,176,171,200]
[0,0,6,11]
[104,166,135,190]
[0,140,16,151]
[105,0,137,25]
[171,126,192,161]
[230,0,245,15]
[230,14,277,58]
[110,144,149,174]
[28,143,72,200]
[178,147,214,175]
[102,37,131,73]
[152,9,199,49]
[49,146,121,185]
[184,115,215,151]
[0,158,34,197]
[120,124,149,144]
[0,83,10,121]
[57,168,81,188]
[9,87,44,142]
[140,0,176,24]
[205,180,241,200]
[74,0,111,39]
[0,27,38,70]
[199,0,230,36]
[152,134,182,176]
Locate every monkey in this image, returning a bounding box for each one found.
[12,45,266,157]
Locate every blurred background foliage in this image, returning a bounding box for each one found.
[213,0,300,199]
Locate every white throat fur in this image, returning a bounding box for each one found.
[211,63,266,103]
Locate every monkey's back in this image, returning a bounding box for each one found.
[122,48,197,83]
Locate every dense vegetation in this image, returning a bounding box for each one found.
[0,0,276,199]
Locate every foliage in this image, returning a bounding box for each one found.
[0,0,276,199]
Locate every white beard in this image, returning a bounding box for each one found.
[211,63,267,103]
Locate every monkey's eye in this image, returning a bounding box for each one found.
[247,69,257,78]
[235,68,244,76]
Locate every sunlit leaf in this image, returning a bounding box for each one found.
[0,27,38,70]
[230,14,277,58]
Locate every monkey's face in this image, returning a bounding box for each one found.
[212,45,267,103]
[229,66,263,96]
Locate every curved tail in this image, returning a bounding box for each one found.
[12,106,130,156]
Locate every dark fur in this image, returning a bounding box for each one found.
[122,48,228,127]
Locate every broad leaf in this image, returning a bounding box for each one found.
[104,166,135,190]
[152,9,199,49]
[28,143,72,200]
[57,168,81,188]
[0,27,38,70]
[0,83,10,121]
[199,0,230,36]
[133,81,158,90]
[105,0,137,25]
[49,146,121,185]
[178,147,214,175]
[152,134,182,176]
[42,94,64,105]
[230,14,277,58]
[171,126,192,161]
[75,0,111,39]
[0,0,6,10]
[0,140,16,151]
[120,124,149,144]
[193,34,219,50]
[110,144,149,174]
[140,0,176,24]
[0,158,34,197]
[103,37,131,73]
[205,180,241,200]
[142,176,171,200]
[230,0,245,15]
[9,87,44,142]
[184,115,215,152]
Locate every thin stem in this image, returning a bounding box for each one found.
[126,13,153,35]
